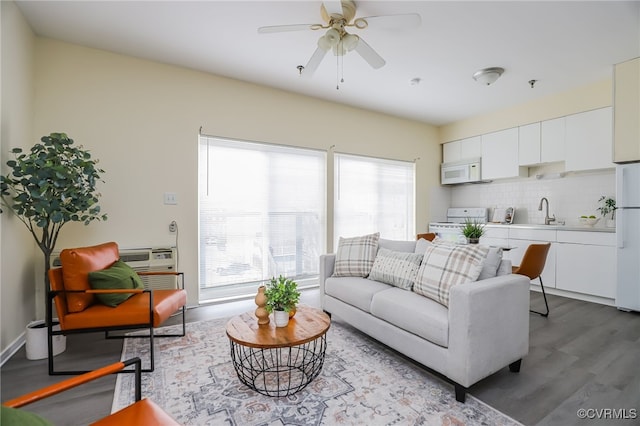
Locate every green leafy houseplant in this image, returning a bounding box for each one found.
[0,133,107,320]
[264,275,300,313]
[461,218,485,242]
[597,196,616,220]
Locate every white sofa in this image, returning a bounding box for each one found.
[319,237,530,403]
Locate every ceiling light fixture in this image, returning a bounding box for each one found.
[472,67,505,86]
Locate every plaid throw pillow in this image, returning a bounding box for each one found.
[413,242,489,307]
[368,248,424,290]
[333,232,380,277]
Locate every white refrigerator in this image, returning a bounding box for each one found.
[616,163,640,311]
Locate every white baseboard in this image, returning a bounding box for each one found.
[1,330,26,367]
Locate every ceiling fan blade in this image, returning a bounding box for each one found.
[303,46,329,77]
[354,13,422,30]
[322,1,344,17]
[354,37,385,69]
[258,24,319,34]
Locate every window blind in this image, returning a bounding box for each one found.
[198,136,326,301]
[334,153,415,247]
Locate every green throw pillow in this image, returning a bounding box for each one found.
[88,260,145,307]
[1,405,54,426]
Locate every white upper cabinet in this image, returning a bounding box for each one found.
[614,57,640,163]
[541,117,565,163]
[518,123,541,165]
[565,107,613,171]
[482,128,527,180]
[519,119,565,166]
[442,136,481,164]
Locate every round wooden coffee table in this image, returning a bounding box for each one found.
[225,305,330,397]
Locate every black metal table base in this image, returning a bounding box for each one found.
[229,335,327,397]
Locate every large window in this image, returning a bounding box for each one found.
[199,136,326,302]
[334,153,415,246]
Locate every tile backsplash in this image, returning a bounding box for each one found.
[450,169,615,227]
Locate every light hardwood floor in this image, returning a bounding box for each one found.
[2,290,639,425]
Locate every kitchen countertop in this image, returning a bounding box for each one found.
[484,223,615,233]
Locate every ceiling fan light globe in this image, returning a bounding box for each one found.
[325,28,341,46]
[318,35,332,51]
[342,33,359,51]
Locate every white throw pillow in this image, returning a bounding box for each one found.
[478,246,503,280]
[368,248,424,290]
[413,242,489,307]
[414,238,432,255]
[333,232,380,277]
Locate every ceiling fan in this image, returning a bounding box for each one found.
[258,1,421,77]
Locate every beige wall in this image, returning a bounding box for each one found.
[1,1,38,359]
[439,79,613,143]
[23,40,440,320]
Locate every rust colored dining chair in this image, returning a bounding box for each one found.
[2,357,180,425]
[512,242,551,317]
[416,233,437,241]
[47,242,187,375]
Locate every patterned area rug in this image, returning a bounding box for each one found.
[113,317,522,425]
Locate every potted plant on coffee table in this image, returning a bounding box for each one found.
[462,218,485,244]
[264,275,301,327]
[0,133,107,359]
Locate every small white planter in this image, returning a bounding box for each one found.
[26,319,66,360]
[273,310,290,327]
[606,219,616,228]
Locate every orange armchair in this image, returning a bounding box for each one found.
[47,242,187,375]
[2,357,180,425]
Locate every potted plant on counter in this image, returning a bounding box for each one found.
[597,196,617,228]
[264,275,300,327]
[461,218,485,244]
[0,133,107,359]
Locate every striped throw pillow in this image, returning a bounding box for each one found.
[413,242,489,307]
[368,248,424,290]
[333,232,380,277]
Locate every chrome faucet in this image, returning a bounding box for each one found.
[538,197,556,225]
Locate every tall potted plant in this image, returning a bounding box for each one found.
[1,133,107,358]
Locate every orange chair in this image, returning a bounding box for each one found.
[512,243,551,317]
[47,242,187,375]
[2,357,180,425]
[417,233,436,241]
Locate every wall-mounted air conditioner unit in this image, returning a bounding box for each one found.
[51,247,178,291]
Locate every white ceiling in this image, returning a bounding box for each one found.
[16,1,640,126]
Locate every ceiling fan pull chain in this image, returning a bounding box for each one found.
[337,51,341,90]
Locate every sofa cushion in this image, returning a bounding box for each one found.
[324,276,392,312]
[413,242,488,307]
[333,232,380,277]
[60,242,120,313]
[478,246,503,280]
[371,287,449,347]
[378,238,416,253]
[368,248,423,290]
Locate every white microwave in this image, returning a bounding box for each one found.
[441,158,482,185]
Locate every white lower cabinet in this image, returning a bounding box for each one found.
[479,226,509,248]
[505,228,557,289]
[555,231,616,299]
[475,226,616,303]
